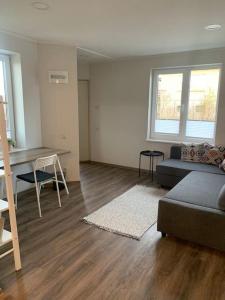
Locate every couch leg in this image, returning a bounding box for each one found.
[161,232,166,237]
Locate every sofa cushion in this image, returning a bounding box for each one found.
[157,159,225,178]
[220,159,225,172]
[201,144,225,166]
[165,171,225,210]
[181,143,205,162]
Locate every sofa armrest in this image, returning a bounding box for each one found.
[157,197,225,251]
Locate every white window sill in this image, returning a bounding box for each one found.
[0,148,27,159]
[146,139,215,145]
[9,147,26,153]
[146,139,182,144]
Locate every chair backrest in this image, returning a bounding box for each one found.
[33,154,58,171]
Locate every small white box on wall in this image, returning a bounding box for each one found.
[48,71,69,84]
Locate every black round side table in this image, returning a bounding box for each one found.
[139,150,164,181]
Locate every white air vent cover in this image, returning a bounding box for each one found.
[48,71,68,84]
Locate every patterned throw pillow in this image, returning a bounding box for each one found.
[181,143,205,162]
[201,144,225,166]
[220,159,225,172]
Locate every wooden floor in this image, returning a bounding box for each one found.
[0,162,225,300]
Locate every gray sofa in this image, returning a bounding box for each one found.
[156,145,225,251]
[156,145,225,188]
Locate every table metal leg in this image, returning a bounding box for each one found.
[139,152,164,180]
[149,156,151,175]
[151,156,154,181]
[139,154,141,177]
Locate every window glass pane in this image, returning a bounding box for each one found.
[186,69,220,139]
[155,73,183,134]
[0,58,12,138]
[0,61,5,99]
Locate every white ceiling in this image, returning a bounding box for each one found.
[0,0,225,61]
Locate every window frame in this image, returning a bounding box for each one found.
[0,54,15,140]
[148,64,222,144]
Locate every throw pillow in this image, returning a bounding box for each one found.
[217,184,225,211]
[201,145,225,166]
[203,142,213,150]
[181,143,205,162]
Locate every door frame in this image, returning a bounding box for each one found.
[78,79,90,162]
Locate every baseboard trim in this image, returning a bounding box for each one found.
[88,160,150,174]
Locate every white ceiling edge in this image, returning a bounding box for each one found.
[86,42,225,65]
[0,28,113,62]
[1,28,225,64]
[112,45,225,62]
[77,47,113,63]
[0,28,38,43]
[77,47,113,59]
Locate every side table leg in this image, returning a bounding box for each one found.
[139,154,141,177]
[151,156,154,181]
[149,156,151,176]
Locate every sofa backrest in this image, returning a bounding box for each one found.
[170,145,182,159]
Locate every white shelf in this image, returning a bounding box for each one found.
[0,200,8,213]
[0,229,12,246]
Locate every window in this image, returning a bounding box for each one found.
[0,54,15,139]
[148,65,221,143]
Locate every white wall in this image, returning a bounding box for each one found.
[77,63,90,80]
[0,32,42,147]
[0,33,80,191]
[77,63,90,162]
[90,48,225,170]
[38,43,80,181]
[78,80,89,161]
[0,32,42,192]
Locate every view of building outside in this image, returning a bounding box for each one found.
[155,68,220,138]
[156,73,183,121]
[186,69,220,138]
[155,73,183,134]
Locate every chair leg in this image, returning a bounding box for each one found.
[54,166,62,208]
[35,181,42,218]
[57,159,69,195]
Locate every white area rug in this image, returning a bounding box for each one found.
[83,185,167,240]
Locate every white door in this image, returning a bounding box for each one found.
[78,80,89,161]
